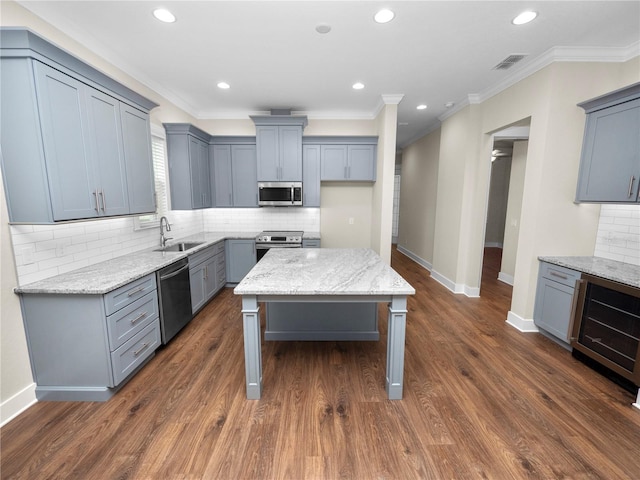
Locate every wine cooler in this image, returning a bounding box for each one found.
[571,274,640,386]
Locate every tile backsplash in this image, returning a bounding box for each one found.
[594,204,640,266]
[9,208,320,285]
[204,207,320,233]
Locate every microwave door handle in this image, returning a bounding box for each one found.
[291,186,294,204]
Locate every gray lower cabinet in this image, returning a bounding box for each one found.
[320,144,377,181]
[212,144,258,207]
[225,239,257,283]
[0,30,157,223]
[20,274,160,401]
[189,242,226,314]
[302,145,321,207]
[576,83,640,203]
[165,124,212,210]
[302,238,321,248]
[533,262,582,345]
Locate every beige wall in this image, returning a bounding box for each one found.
[0,169,35,423]
[371,102,399,263]
[500,140,527,280]
[396,128,440,266]
[484,158,511,246]
[420,58,639,323]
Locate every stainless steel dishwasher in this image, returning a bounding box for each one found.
[156,258,193,344]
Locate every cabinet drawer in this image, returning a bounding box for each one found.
[303,239,321,248]
[106,291,158,350]
[111,321,160,386]
[539,263,581,288]
[216,253,226,273]
[189,244,216,268]
[212,241,225,256]
[104,274,156,315]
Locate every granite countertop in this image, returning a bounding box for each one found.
[15,231,259,295]
[538,256,640,289]
[234,248,415,296]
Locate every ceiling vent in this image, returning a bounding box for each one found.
[492,54,527,70]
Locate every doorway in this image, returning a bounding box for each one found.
[481,125,529,299]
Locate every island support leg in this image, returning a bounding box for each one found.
[386,296,407,400]
[241,295,262,399]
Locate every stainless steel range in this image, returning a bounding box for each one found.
[255,230,303,261]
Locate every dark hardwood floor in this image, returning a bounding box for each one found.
[2,247,639,479]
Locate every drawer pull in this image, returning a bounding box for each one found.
[127,286,146,297]
[130,311,147,324]
[133,342,150,356]
[628,175,636,199]
[550,271,568,280]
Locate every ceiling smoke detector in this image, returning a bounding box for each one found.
[492,54,528,70]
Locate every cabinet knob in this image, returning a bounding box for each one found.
[628,175,636,199]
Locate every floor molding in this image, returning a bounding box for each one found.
[396,246,432,272]
[506,310,539,333]
[1,383,37,427]
[498,272,514,286]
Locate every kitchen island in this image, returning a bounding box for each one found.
[234,248,415,400]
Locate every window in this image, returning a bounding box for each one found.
[135,131,169,229]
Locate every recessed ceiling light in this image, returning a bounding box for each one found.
[153,8,176,23]
[416,104,427,110]
[374,9,395,24]
[316,24,331,34]
[512,11,537,25]
[445,102,455,108]
[352,82,365,90]
[217,82,230,89]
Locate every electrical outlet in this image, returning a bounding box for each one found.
[348,217,355,225]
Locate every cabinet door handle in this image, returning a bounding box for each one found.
[628,175,636,199]
[130,311,148,324]
[93,190,100,213]
[568,278,584,342]
[133,342,150,356]
[99,189,106,212]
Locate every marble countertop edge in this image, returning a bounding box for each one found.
[538,256,640,289]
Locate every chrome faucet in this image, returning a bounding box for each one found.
[159,216,172,247]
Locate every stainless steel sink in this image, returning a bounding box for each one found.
[155,242,203,252]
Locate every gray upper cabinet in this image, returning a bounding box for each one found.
[121,105,156,214]
[211,140,258,207]
[251,115,307,182]
[302,145,321,207]
[165,124,212,210]
[311,137,378,182]
[212,145,233,207]
[575,82,640,203]
[0,29,158,223]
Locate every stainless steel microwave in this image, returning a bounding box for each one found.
[258,182,303,206]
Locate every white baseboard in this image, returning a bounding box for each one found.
[1,382,37,427]
[484,242,503,248]
[430,269,463,293]
[633,389,640,411]
[464,285,480,298]
[506,310,539,332]
[498,272,514,286]
[396,245,432,271]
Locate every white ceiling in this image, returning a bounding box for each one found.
[15,1,640,148]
